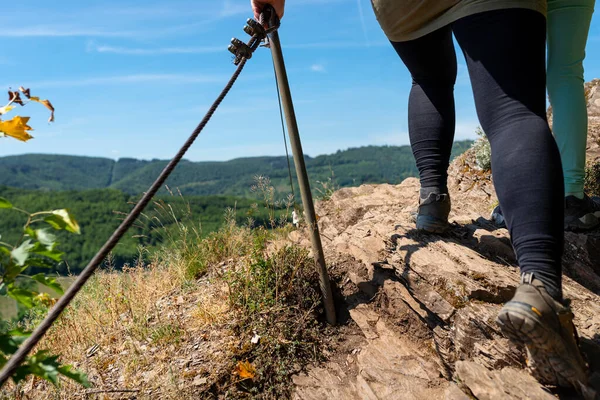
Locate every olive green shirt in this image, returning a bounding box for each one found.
[371,0,547,42]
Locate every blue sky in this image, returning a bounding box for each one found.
[1,0,599,161]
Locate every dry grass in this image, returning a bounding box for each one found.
[11,258,196,399]
[7,219,326,400]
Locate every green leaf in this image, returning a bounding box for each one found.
[9,350,90,387]
[31,242,64,262]
[11,240,34,266]
[58,364,91,387]
[25,228,57,250]
[30,273,63,295]
[12,364,33,384]
[7,286,37,308]
[3,261,22,283]
[0,245,10,256]
[23,256,56,269]
[24,227,36,238]
[44,210,80,234]
[0,329,31,355]
[15,350,61,386]
[0,197,12,209]
[35,229,57,248]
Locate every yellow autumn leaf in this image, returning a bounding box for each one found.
[0,105,15,115]
[35,292,57,307]
[18,87,30,97]
[234,360,256,380]
[28,96,55,122]
[46,209,81,234]
[18,88,55,122]
[0,116,34,141]
[38,99,55,123]
[8,90,24,106]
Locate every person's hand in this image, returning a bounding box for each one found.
[251,0,285,21]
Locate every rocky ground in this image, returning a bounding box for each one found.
[290,178,599,399]
[289,79,600,400]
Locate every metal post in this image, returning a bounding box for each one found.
[268,31,336,326]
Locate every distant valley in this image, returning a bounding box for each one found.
[0,141,473,196]
[0,141,473,272]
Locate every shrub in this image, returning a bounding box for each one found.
[225,235,325,398]
[0,198,89,387]
[471,126,492,171]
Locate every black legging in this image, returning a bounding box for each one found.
[392,9,565,299]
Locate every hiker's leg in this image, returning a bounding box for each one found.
[453,9,564,299]
[390,28,457,194]
[547,0,595,199]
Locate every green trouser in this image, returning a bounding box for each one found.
[547,0,596,198]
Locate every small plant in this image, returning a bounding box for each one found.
[0,197,89,387]
[225,238,325,398]
[250,175,293,229]
[471,126,492,171]
[150,322,184,345]
[315,167,339,201]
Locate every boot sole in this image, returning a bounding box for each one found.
[496,301,590,392]
[416,215,448,234]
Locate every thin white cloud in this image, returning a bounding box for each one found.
[0,21,224,39]
[285,41,388,49]
[9,74,227,89]
[86,41,389,57]
[355,0,370,45]
[0,26,140,38]
[88,42,226,55]
[0,1,243,39]
[93,3,209,18]
[310,64,326,73]
[220,0,249,17]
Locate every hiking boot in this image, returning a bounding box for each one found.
[564,194,600,231]
[416,192,450,233]
[490,194,600,231]
[496,273,591,395]
[490,204,506,229]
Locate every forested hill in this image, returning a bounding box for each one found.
[0,141,473,196]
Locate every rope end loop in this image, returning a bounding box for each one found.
[259,4,281,34]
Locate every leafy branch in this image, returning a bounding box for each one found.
[0,88,88,388]
[0,196,88,387]
[0,87,55,142]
